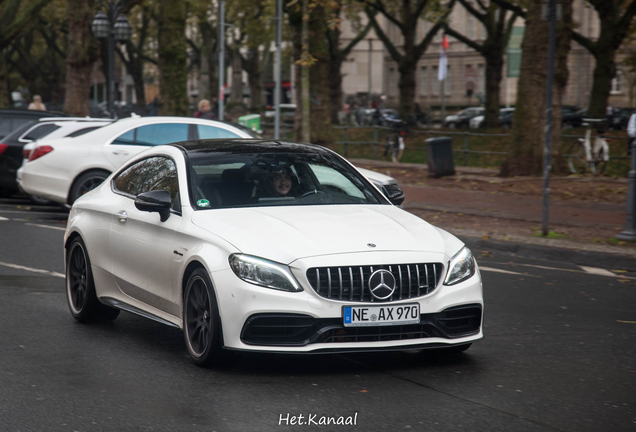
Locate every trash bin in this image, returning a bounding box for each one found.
[425,137,456,178]
[238,114,262,134]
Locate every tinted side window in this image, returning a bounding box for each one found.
[113,156,180,210]
[113,129,136,145]
[197,125,240,139]
[136,123,189,146]
[65,126,101,137]
[22,124,61,141]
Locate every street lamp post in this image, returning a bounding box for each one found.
[91,0,132,119]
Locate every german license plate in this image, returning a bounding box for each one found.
[343,304,420,327]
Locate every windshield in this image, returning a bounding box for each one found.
[188,152,387,209]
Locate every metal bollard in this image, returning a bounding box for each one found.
[616,139,636,241]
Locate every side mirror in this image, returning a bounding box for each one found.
[135,190,172,222]
[382,184,405,206]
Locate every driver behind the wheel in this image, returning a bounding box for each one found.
[260,166,298,198]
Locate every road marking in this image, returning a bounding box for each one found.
[25,223,66,232]
[0,216,8,221]
[479,266,529,276]
[0,261,64,278]
[579,266,617,277]
[486,261,636,280]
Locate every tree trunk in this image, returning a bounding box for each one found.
[308,4,332,147]
[63,0,98,116]
[231,53,243,104]
[482,52,503,128]
[328,52,343,125]
[246,49,262,111]
[587,48,616,120]
[0,55,9,108]
[500,2,547,177]
[552,0,573,174]
[397,59,416,118]
[157,0,188,116]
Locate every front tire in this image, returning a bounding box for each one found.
[183,268,222,367]
[66,238,120,322]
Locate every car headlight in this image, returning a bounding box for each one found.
[229,254,302,292]
[443,247,475,286]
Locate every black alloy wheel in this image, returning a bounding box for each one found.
[66,238,120,322]
[183,268,222,366]
[69,170,110,205]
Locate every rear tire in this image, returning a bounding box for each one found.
[68,170,110,205]
[66,238,120,322]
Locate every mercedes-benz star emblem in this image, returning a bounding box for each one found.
[368,269,396,300]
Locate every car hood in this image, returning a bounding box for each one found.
[445,115,459,122]
[191,205,451,264]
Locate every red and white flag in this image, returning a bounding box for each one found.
[438,35,449,81]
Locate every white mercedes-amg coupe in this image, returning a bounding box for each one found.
[64,139,483,366]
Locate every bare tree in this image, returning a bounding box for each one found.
[362,0,455,119]
[571,0,636,118]
[444,1,519,128]
[326,1,373,124]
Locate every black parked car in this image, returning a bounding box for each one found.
[561,105,586,128]
[0,109,66,140]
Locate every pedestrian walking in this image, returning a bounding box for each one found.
[28,95,46,111]
[194,99,215,120]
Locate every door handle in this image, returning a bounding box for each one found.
[112,150,129,156]
[116,211,128,222]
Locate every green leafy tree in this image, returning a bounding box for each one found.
[157,0,188,115]
[6,0,68,106]
[64,0,100,116]
[115,0,157,109]
[0,0,53,107]
[287,0,333,146]
[361,0,455,120]
[444,0,519,128]
[226,0,276,112]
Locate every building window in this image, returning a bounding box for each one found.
[420,67,428,96]
[478,64,485,94]
[388,68,398,97]
[611,70,624,94]
[432,66,439,95]
[467,15,474,39]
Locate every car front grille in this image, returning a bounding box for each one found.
[306,263,444,302]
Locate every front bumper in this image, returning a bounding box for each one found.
[210,251,484,353]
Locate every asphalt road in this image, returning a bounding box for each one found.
[0,196,635,432]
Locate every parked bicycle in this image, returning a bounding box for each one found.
[567,119,610,174]
[384,118,408,162]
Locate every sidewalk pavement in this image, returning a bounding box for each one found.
[350,158,636,272]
